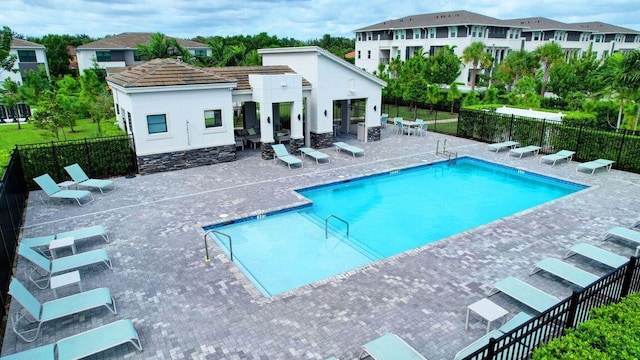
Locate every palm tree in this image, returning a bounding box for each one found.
[535,42,565,95]
[497,50,538,90]
[462,41,492,91]
[136,33,191,62]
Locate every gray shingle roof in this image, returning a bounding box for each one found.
[8,38,45,48]
[572,22,640,34]
[354,10,518,32]
[78,32,207,50]
[505,17,581,32]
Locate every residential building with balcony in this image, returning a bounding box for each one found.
[354,10,640,86]
[1,38,50,84]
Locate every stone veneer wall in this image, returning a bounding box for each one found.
[260,142,275,160]
[310,132,333,149]
[368,126,381,142]
[289,138,304,155]
[137,145,236,175]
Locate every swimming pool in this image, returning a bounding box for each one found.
[204,157,586,297]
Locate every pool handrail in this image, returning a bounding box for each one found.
[325,214,349,239]
[204,230,233,262]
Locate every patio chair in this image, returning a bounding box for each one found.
[380,113,388,128]
[56,319,143,359]
[18,245,112,289]
[271,144,303,169]
[64,163,116,194]
[529,257,599,288]
[333,142,365,157]
[415,122,428,137]
[602,227,640,256]
[21,225,109,257]
[508,145,542,159]
[576,158,615,175]
[539,150,575,167]
[0,344,55,360]
[454,312,532,360]
[33,174,94,206]
[563,243,628,269]
[7,277,116,342]
[393,117,404,134]
[487,141,519,153]
[275,129,291,144]
[359,333,427,360]
[488,277,559,313]
[299,147,330,164]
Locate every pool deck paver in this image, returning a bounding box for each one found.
[3,128,640,359]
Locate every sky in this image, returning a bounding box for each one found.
[3,0,640,41]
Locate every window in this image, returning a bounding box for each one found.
[147,114,167,134]
[367,33,372,41]
[194,49,207,56]
[357,51,361,59]
[396,49,401,58]
[204,109,222,128]
[367,50,371,59]
[17,50,36,62]
[429,28,435,39]
[400,30,405,40]
[414,31,420,39]
[96,51,111,62]
[449,27,457,38]
[134,51,142,61]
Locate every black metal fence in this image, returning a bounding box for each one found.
[462,256,640,360]
[457,109,640,174]
[0,151,28,322]
[16,135,138,190]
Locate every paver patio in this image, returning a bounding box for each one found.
[3,126,640,359]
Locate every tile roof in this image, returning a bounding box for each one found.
[78,32,207,50]
[106,58,234,88]
[206,66,311,90]
[354,10,516,32]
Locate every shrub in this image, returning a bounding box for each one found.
[532,292,640,360]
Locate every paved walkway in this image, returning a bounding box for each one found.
[3,127,640,359]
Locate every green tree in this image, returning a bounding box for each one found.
[495,50,538,91]
[399,49,429,118]
[55,75,81,131]
[0,26,16,75]
[427,45,461,85]
[447,82,462,113]
[0,78,22,128]
[425,84,442,112]
[462,91,480,107]
[31,89,72,140]
[598,52,640,130]
[462,41,492,91]
[137,33,192,62]
[18,67,51,106]
[40,34,73,78]
[535,42,565,95]
[88,92,113,135]
[483,87,499,104]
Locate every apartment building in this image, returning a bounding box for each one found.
[354,10,640,85]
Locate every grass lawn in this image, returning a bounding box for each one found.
[383,104,458,121]
[0,118,124,173]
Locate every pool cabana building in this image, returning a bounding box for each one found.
[107,46,386,174]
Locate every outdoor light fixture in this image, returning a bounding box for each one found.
[324,110,327,116]
[267,116,271,123]
[297,114,301,121]
[373,105,377,111]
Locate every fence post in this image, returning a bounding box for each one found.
[575,123,584,159]
[564,290,581,330]
[620,257,638,298]
[84,138,92,174]
[509,114,515,141]
[486,337,496,359]
[539,119,546,148]
[616,130,626,168]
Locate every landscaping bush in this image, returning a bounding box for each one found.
[532,292,640,360]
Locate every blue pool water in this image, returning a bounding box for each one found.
[205,157,586,297]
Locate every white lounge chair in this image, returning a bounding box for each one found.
[299,147,330,164]
[488,277,560,313]
[487,141,519,153]
[454,312,531,360]
[509,145,541,159]
[359,333,427,360]
[333,142,365,157]
[64,163,116,194]
[33,174,94,206]
[529,257,599,288]
[539,150,575,166]
[272,144,303,169]
[603,227,640,256]
[21,225,109,257]
[563,243,628,268]
[8,277,116,342]
[0,319,142,359]
[576,159,615,174]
